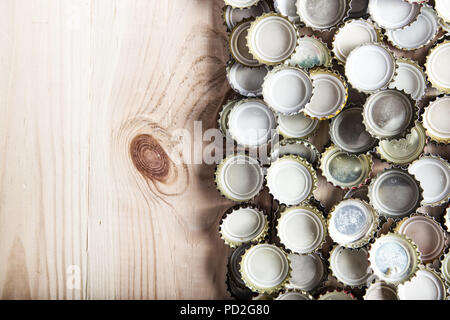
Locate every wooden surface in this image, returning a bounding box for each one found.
[0,0,448,300]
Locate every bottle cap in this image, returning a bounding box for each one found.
[274,0,301,23]
[435,0,450,22]
[230,20,262,67]
[296,0,350,30]
[277,205,327,254]
[287,36,333,69]
[220,204,269,248]
[320,145,372,189]
[376,122,426,165]
[349,0,369,19]
[329,106,377,154]
[267,155,317,206]
[441,251,450,285]
[421,95,450,144]
[226,274,255,300]
[225,0,261,8]
[215,154,264,202]
[369,168,422,219]
[332,19,381,63]
[364,282,399,300]
[224,1,271,31]
[228,98,276,148]
[271,138,320,165]
[318,290,356,300]
[389,58,427,101]
[426,40,450,93]
[227,61,268,97]
[329,246,372,287]
[395,214,446,263]
[262,65,313,115]
[397,267,447,300]
[386,5,439,51]
[328,199,378,248]
[275,290,313,300]
[240,243,291,294]
[218,99,240,137]
[368,233,420,284]
[286,253,326,292]
[408,155,450,206]
[228,244,252,289]
[363,89,416,140]
[277,111,319,139]
[304,68,348,120]
[345,43,396,93]
[368,0,420,29]
[248,13,298,65]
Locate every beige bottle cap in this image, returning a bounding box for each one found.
[345,43,396,93]
[329,246,371,287]
[275,290,312,300]
[330,107,377,154]
[224,1,271,30]
[328,199,378,248]
[389,59,427,101]
[396,215,446,263]
[287,36,332,69]
[368,0,420,29]
[386,5,439,51]
[274,0,300,23]
[296,0,349,30]
[248,13,298,65]
[426,41,450,93]
[364,282,399,300]
[408,155,450,206]
[332,19,380,63]
[267,155,317,206]
[277,205,327,254]
[262,65,313,115]
[368,233,420,284]
[304,69,348,120]
[397,268,446,300]
[363,89,416,140]
[230,20,262,67]
[318,290,356,300]
[277,111,319,139]
[436,0,450,22]
[225,0,261,8]
[228,98,276,148]
[216,154,264,202]
[227,61,268,97]
[441,251,450,285]
[271,139,320,165]
[220,205,268,247]
[240,243,291,293]
[422,96,450,144]
[287,253,325,291]
[376,122,426,165]
[320,146,372,189]
[369,168,422,219]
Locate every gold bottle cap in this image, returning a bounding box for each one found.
[332,19,381,63]
[426,40,450,93]
[274,0,301,23]
[328,199,378,248]
[376,122,426,165]
[397,267,447,300]
[389,58,427,101]
[267,155,317,206]
[435,0,450,23]
[386,5,439,51]
[368,233,420,284]
[363,89,416,140]
[240,243,291,294]
[275,290,313,300]
[368,167,422,219]
[271,138,320,165]
[345,43,396,93]
[262,65,313,115]
[277,204,327,254]
[329,246,372,288]
[368,0,420,29]
[395,214,446,264]
[247,13,298,65]
[277,111,319,139]
[287,35,333,69]
[225,0,261,9]
[441,251,450,285]
[422,95,450,144]
[304,68,348,120]
[220,204,269,248]
[286,253,326,292]
[408,155,450,206]
[226,60,268,97]
[320,145,372,189]
[215,154,264,202]
[230,20,262,67]
[364,281,399,300]
[318,290,356,300]
[296,0,350,30]
[224,1,271,31]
